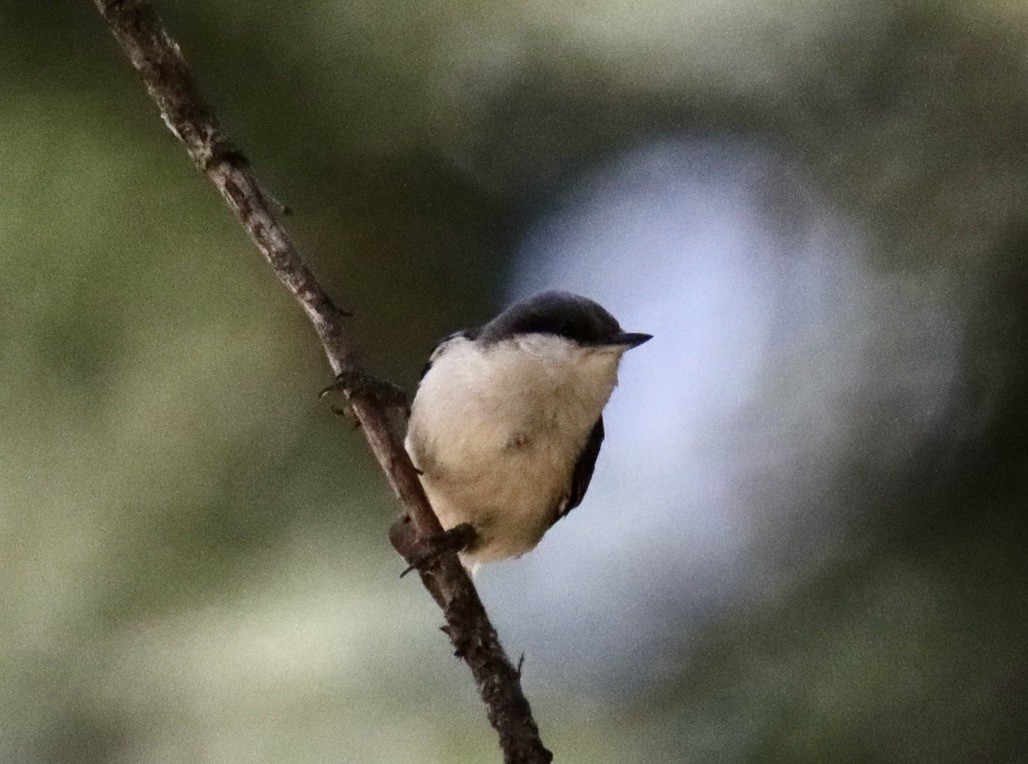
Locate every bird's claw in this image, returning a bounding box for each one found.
[320,370,410,418]
[399,522,477,577]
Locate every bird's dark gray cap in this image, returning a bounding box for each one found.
[476,290,652,348]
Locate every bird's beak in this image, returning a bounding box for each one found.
[611,332,653,349]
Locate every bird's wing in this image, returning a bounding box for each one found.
[552,417,605,526]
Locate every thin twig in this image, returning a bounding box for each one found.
[90,2,552,761]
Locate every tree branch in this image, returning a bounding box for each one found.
[90,2,552,761]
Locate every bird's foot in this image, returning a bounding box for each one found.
[398,522,477,578]
[320,369,409,423]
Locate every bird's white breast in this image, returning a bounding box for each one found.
[405,334,623,569]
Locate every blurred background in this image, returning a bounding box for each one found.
[2,1,1026,761]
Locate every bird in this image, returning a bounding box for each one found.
[404,290,651,572]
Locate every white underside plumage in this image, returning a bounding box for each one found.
[404,333,626,571]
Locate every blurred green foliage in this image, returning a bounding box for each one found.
[1,0,1025,761]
